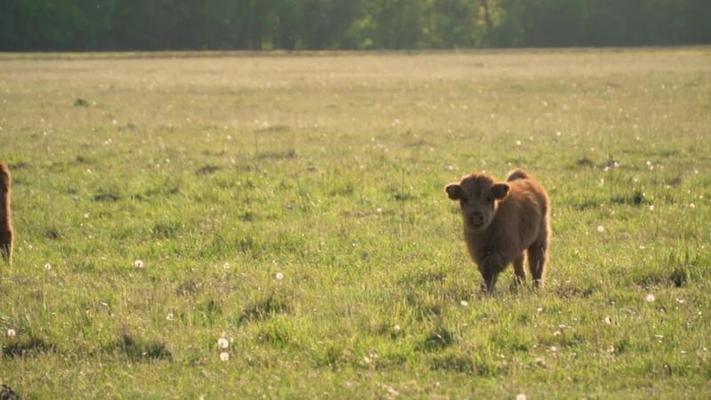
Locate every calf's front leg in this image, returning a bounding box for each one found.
[478,252,509,293]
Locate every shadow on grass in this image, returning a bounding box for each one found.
[104,332,172,362]
[3,335,56,358]
[237,294,291,325]
[430,352,503,376]
[419,327,455,351]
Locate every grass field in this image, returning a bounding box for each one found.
[1,48,710,399]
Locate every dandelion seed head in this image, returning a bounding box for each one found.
[645,293,656,302]
[217,337,229,349]
[604,316,612,325]
[597,225,605,233]
[166,313,174,321]
[460,300,468,307]
[275,272,284,281]
[7,328,16,338]
[219,352,230,361]
[133,259,145,269]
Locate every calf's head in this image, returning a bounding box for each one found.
[445,173,509,232]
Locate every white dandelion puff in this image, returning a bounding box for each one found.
[133,259,145,269]
[166,313,174,321]
[645,293,656,302]
[604,316,612,325]
[219,352,230,361]
[7,328,16,338]
[460,300,468,307]
[597,225,605,233]
[275,272,284,281]
[217,337,229,349]
[393,324,401,333]
[44,262,52,271]
[689,203,696,209]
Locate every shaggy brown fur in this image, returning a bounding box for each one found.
[0,162,13,264]
[445,169,550,291]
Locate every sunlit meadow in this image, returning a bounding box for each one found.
[0,49,710,398]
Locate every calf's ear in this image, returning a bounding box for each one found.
[492,183,510,200]
[445,183,463,200]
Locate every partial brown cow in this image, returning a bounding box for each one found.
[445,169,550,292]
[1,162,13,264]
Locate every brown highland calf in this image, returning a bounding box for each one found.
[445,169,550,292]
[1,162,13,264]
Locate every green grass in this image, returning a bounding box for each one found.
[1,48,710,398]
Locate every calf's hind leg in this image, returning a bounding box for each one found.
[512,253,526,286]
[527,239,548,289]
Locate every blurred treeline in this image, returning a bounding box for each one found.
[2,0,710,51]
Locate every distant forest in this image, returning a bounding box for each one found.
[2,0,711,51]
